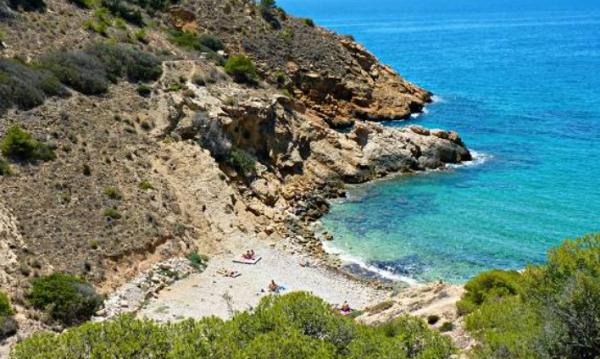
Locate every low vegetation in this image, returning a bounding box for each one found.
[167,30,225,63]
[12,292,454,358]
[0,59,68,114]
[259,0,280,29]
[224,55,257,84]
[462,233,600,358]
[40,42,162,95]
[186,251,209,271]
[0,291,17,340]
[0,157,10,175]
[1,125,56,162]
[29,273,103,326]
[226,148,256,175]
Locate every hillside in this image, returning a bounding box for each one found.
[0,0,471,351]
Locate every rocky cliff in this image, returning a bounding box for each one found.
[0,0,470,335]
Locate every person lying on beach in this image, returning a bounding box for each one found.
[340,301,352,314]
[242,249,256,260]
[268,279,280,292]
[217,268,240,278]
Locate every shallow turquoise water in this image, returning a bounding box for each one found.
[280,1,600,283]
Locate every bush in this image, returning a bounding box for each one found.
[101,0,143,26]
[103,186,122,199]
[40,51,109,95]
[1,125,56,162]
[0,59,68,113]
[29,273,103,326]
[8,0,46,11]
[227,148,256,175]
[456,269,522,315]
[439,322,454,332]
[0,292,13,317]
[13,292,454,358]
[0,157,10,175]
[224,55,257,84]
[303,18,315,27]
[167,30,224,60]
[103,207,121,219]
[67,0,95,8]
[138,179,153,190]
[186,251,208,271]
[259,0,280,29]
[40,43,161,95]
[464,234,600,359]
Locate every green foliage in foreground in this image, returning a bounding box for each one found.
[224,55,258,84]
[12,292,454,358]
[456,269,522,315]
[29,273,103,326]
[463,233,600,358]
[1,125,56,162]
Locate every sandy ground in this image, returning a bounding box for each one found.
[139,239,389,321]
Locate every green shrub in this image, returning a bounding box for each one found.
[186,251,208,271]
[13,292,454,358]
[1,125,56,162]
[40,43,162,95]
[197,33,224,52]
[138,179,154,190]
[224,55,257,84]
[464,234,600,359]
[29,273,103,326]
[0,59,68,113]
[103,207,121,219]
[101,0,143,26]
[0,292,13,317]
[227,148,256,175]
[456,269,522,315]
[67,0,96,8]
[8,0,46,11]
[167,29,224,59]
[0,292,17,340]
[259,0,280,29]
[103,186,122,199]
[134,28,147,43]
[439,322,453,332]
[137,84,152,96]
[303,18,315,27]
[0,158,10,175]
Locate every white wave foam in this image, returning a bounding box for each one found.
[321,241,418,285]
[431,95,445,103]
[410,107,429,119]
[447,150,492,169]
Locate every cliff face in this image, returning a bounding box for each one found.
[0,0,470,327]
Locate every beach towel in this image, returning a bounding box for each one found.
[233,256,262,265]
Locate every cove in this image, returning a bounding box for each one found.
[280,0,600,283]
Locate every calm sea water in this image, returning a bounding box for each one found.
[280,0,600,283]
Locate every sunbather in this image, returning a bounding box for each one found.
[242,249,256,260]
[340,301,352,314]
[268,279,280,292]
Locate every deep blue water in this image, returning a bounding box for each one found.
[279,0,600,283]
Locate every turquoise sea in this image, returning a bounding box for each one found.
[280,0,600,283]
